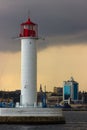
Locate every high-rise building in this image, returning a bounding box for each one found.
[63,77,78,103]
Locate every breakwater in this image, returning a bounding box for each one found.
[0,108,65,124]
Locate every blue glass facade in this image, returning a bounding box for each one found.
[63,78,78,102]
[64,86,71,100]
[73,83,78,100]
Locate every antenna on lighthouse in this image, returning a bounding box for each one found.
[27,9,31,19]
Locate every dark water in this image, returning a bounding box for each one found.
[0,111,87,130]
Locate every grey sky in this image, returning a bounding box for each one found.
[0,0,87,52]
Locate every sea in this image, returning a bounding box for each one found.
[0,111,87,130]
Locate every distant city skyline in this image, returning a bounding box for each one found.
[0,0,87,91]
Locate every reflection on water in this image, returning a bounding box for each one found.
[0,111,87,130]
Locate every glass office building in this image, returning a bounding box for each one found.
[64,85,71,100]
[63,77,78,102]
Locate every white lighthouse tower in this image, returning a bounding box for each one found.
[19,18,38,107]
[0,16,65,124]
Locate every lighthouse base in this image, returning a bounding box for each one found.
[0,108,65,124]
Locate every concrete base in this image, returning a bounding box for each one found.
[0,108,65,124]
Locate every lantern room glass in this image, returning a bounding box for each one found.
[20,24,38,37]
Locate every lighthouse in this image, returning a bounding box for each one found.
[19,18,38,107]
[0,16,65,124]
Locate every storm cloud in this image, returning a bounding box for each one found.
[0,0,87,52]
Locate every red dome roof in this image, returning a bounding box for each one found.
[21,18,36,26]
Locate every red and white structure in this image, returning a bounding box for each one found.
[0,16,65,124]
[19,18,38,107]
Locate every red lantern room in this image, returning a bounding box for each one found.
[20,18,38,38]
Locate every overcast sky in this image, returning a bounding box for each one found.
[0,0,87,52]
